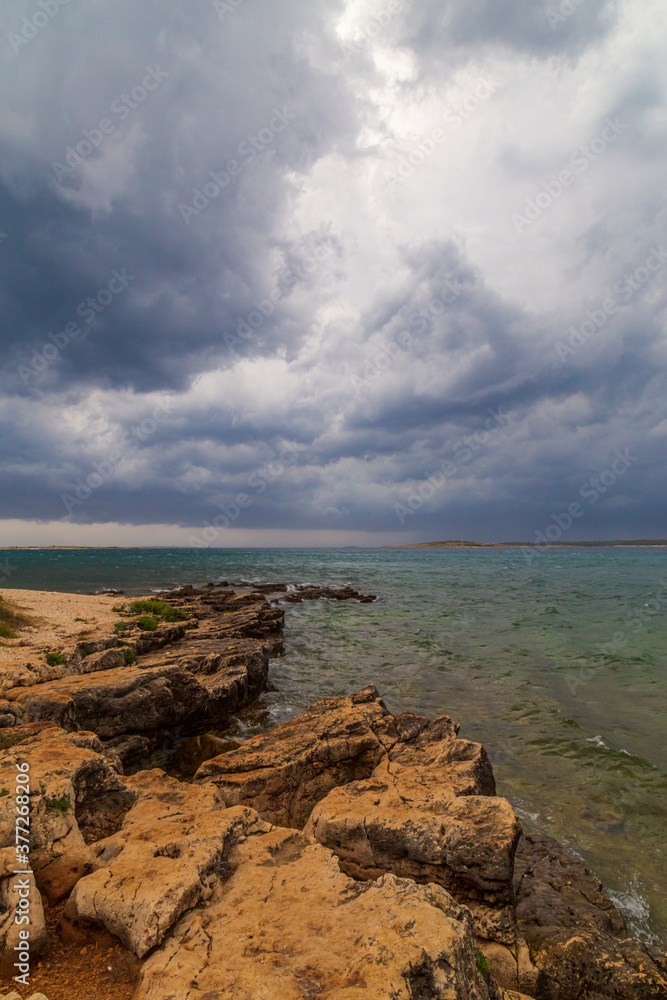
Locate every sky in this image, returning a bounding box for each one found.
[0,0,666,547]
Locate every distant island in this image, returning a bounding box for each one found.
[386,539,667,548]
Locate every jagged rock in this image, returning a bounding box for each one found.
[305,716,522,945]
[195,685,424,827]
[0,723,133,904]
[65,769,271,957]
[513,833,667,999]
[0,848,47,977]
[282,583,376,603]
[135,825,494,1000]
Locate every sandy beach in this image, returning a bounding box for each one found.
[0,588,122,667]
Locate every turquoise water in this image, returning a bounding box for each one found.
[1,545,666,944]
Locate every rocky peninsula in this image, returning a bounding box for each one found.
[0,583,665,1000]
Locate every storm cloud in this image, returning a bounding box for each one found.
[0,0,665,544]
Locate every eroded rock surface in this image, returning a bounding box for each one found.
[135,826,493,1000]
[195,685,423,826]
[306,717,521,946]
[0,723,132,904]
[0,848,47,977]
[65,769,270,957]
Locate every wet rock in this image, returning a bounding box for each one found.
[65,769,271,957]
[282,583,376,603]
[135,826,494,1000]
[513,833,667,999]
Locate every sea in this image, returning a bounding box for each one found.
[2,544,665,946]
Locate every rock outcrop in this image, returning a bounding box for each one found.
[0,588,283,744]
[305,715,522,947]
[512,833,667,999]
[195,685,419,826]
[0,723,132,906]
[135,826,493,1000]
[65,769,270,957]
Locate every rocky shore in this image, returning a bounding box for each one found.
[0,583,665,1000]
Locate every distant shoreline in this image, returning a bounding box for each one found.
[0,540,666,551]
[383,539,667,548]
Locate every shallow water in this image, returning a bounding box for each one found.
[2,545,666,944]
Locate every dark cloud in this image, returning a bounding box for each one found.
[0,0,665,541]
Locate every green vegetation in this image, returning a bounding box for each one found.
[476,950,490,979]
[0,731,34,752]
[0,789,9,797]
[123,648,137,665]
[114,621,128,635]
[129,599,188,622]
[45,651,65,667]
[0,595,35,639]
[44,794,72,815]
[136,615,158,631]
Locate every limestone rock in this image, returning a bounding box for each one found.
[65,769,271,957]
[195,684,425,827]
[3,592,283,740]
[0,723,132,904]
[305,717,521,945]
[135,826,494,1000]
[514,833,667,999]
[0,848,47,977]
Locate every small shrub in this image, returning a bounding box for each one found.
[0,788,9,797]
[136,615,158,631]
[114,622,127,635]
[45,652,65,667]
[45,794,72,815]
[476,950,490,979]
[123,648,137,665]
[129,599,188,622]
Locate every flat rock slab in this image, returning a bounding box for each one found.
[66,769,270,957]
[135,826,494,1000]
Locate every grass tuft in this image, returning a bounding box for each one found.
[476,950,491,979]
[45,652,65,667]
[0,595,36,639]
[129,599,188,622]
[136,615,158,631]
